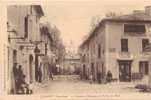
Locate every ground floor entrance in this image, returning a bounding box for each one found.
[82,64,87,79]
[118,60,132,82]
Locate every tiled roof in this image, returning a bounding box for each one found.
[79,12,151,48]
[104,12,151,22]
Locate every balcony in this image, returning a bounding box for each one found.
[117,52,133,60]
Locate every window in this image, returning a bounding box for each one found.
[139,61,149,75]
[24,16,28,38]
[142,39,149,52]
[121,39,128,52]
[98,44,101,58]
[124,24,146,33]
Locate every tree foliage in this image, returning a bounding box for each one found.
[41,22,65,64]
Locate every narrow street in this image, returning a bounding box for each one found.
[5,4,151,96]
[33,75,140,94]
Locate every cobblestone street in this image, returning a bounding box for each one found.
[5,4,151,97]
[33,75,143,94]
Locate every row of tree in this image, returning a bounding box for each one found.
[40,22,66,64]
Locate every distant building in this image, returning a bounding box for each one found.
[63,53,80,75]
[63,41,80,75]
[79,6,151,83]
[7,5,44,94]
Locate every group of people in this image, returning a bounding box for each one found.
[13,63,32,94]
[89,70,113,84]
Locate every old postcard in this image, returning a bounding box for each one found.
[1,0,151,99]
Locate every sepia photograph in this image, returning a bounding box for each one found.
[1,0,151,99]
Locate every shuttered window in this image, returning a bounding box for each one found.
[139,61,148,75]
[142,39,149,52]
[121,39,128,52]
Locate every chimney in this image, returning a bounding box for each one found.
[145,6,151,17]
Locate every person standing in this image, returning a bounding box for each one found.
[48,63,53,80]
[38,63,42,83]
[89,73,93,84]
[12,63,18,94]
[17,65,24,78]
[97,72,102,84]
[13,63,18,78]
[107,70,112,83]
[17,65,24,93]
[15,65,29,94]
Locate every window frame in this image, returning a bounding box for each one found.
[121,38,128,52]
[142,38,149,52]
[124,24,146,33]
[139,61,149,75]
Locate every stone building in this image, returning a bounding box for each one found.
[63,53,80,75]
[79,6,151,83]
[7,5,44,94]
[62,41,80,75]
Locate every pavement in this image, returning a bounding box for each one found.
[32,75,147,94]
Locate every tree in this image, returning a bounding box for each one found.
[48,24,65,64]
[40,22,66,64]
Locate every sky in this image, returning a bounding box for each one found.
[40,0,151,52]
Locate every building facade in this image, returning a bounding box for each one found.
[63,53,80,75]
[79,6,151,83]
[7,5,44,94]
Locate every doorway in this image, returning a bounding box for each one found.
[91,63,95,81]
[29,54,33,83]
[13,50,17,63]
[118,60,132,82]
[83,65,87,79]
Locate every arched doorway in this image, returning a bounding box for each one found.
[29,54,33,83]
